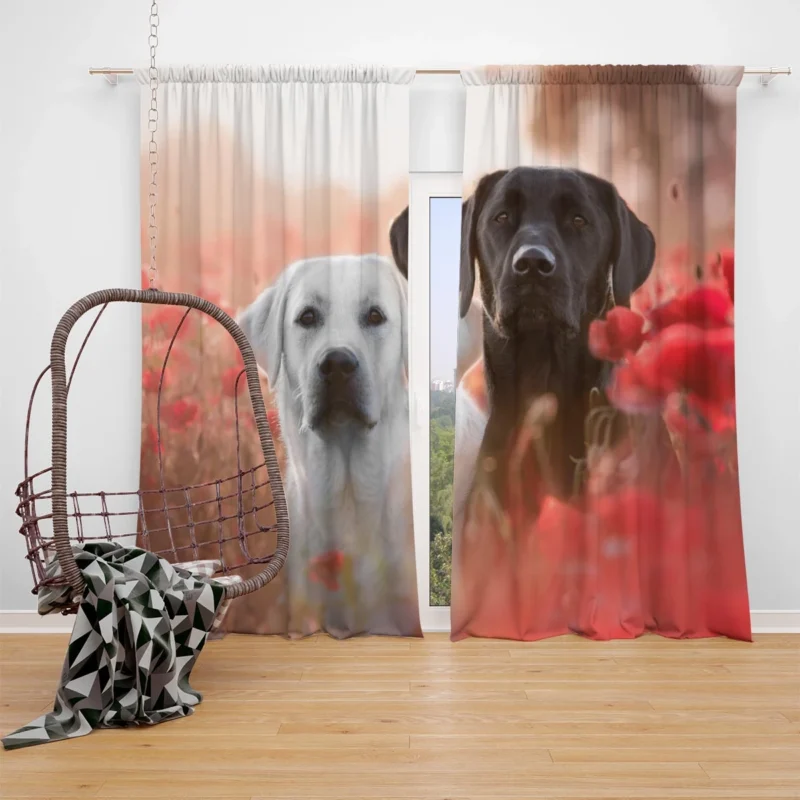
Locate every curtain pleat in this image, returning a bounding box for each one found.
[453,64,750,643]
[138,66,419,639]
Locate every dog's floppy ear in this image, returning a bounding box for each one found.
[597,178,656,307]
[237,277,288,388]
[460,170,507,318]
[389,207,409,280]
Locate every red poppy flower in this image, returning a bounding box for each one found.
[719,249,734,302]
[648,286,733,332]
[308,550,345,591]
[688,394,736,435]
[222,367,245,398]
[589,307,646,362]
[161,398,200,429]
[143,423,159,454]
[644,323,735,405]
[143,367,167,393]
[532,496,585,558]
[606,361,663,414]
[663,393,736,460]
[650,243,697,301]
[148,306,194,339]
[593,488,664,544]
[658,243,690,279]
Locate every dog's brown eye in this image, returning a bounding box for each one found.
[297,308,318,327]
[573,214,587,228]
[493,212,509,224]
[366,307,386,326]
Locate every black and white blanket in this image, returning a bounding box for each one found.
[2,542,238,750]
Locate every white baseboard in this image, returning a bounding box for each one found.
[0,611,74,633]
[750,610,800,634]
[0,609,798,635]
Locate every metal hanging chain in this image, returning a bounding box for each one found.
[147,1,160,290]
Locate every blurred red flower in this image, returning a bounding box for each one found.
[719,249,734,302]
[222,367,245,398]
[147,306,194,340]
[607,361,663,413]
[143,423,159,454]
[637,323,735,405]
[593,487,663,543]
[650,243,695,302]
[161,398,200,430]
[308,550,345,591]
[589,307,646,362]
[143,367,167,393]
[664,393,736,460]
[457,240,746,642]
[530,496,585,560]
[648,286,732,332]
[199,288,235,318]
[143,347,192,381]
[689,394,737,435]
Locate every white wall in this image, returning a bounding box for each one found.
[1,0,798,615]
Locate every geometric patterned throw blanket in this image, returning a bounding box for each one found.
[2,542,238,750]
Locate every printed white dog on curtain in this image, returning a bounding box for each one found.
[239,254,420,638]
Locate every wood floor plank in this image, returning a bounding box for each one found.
[523,683,797,702]
[410,733,800,750]
[701,760,800,786]
[551,746,800,762]
[0,632,797,799]
[91,763,713,797]
[0,746,555,773]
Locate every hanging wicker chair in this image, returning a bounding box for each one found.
[16,287,289,612]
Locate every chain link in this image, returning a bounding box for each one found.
[147,1,159,289]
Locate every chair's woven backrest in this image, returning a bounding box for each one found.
[16,288,289,606]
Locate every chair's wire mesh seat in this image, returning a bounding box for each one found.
[16,288,289,611]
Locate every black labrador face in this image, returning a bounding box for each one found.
[461,167,655,335]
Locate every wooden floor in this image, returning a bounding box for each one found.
[0,633,798,799]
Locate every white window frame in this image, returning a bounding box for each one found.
[408,171,462,632]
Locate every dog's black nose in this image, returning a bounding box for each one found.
[319,348,359,381]
[512,245,557,277]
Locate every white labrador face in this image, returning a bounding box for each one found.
[239,255,408,436]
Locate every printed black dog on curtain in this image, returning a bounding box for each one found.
[138,67,420,639]
[449,66,750,642]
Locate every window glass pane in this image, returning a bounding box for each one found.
[429,197,460,607]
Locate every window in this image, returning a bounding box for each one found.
[429,197,460,607]
[408,172,461,631]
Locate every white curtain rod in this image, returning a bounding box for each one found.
[89,65,791,86]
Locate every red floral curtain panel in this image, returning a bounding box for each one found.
[451,65,750,641]
[137,66,419,639]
